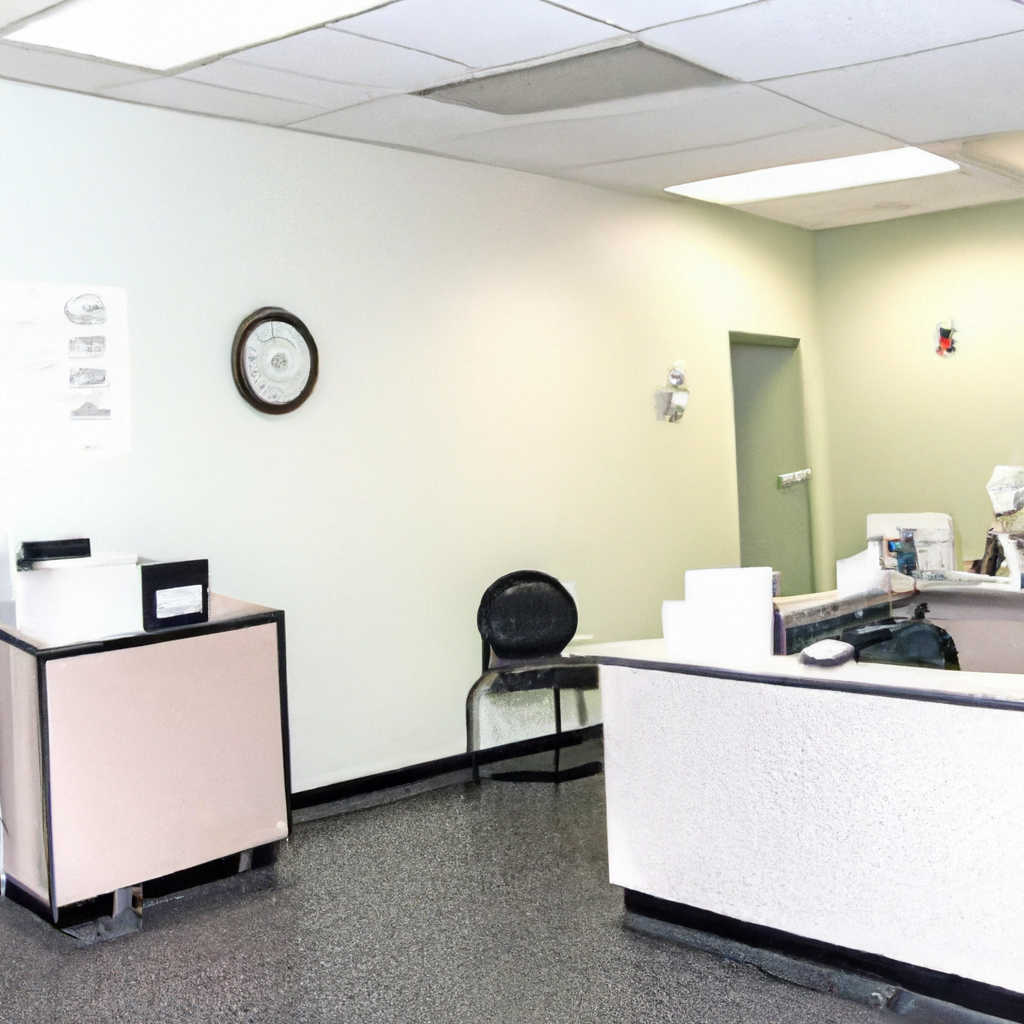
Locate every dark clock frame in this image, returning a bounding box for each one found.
[231,306,319,415]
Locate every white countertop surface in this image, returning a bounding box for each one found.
[568,636,1024,707]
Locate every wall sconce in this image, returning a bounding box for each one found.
[655,360,689,423]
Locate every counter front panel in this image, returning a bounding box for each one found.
[603,660,1024,996]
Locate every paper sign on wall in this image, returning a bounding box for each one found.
[0,280,131,460]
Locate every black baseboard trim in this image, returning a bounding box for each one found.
[5,847,279,929]
[143,843,276,901]
[291,724,603,810]
[4,876,52,922]
[625,889,1024,1023]
[488,761,603,783]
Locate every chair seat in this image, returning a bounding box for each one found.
[478,661,599,695]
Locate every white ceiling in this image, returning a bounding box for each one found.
[5,0,1024,229]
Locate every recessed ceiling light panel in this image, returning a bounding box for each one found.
[665,147,960,205]
[3,0,391,70]
[421,42,730,115]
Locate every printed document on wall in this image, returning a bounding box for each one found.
[0,280,131,459]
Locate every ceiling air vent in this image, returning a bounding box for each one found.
[419,41,731,115]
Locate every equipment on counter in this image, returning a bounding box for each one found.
[840,602,959,670]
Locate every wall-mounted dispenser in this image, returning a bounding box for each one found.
[655,360,689,423]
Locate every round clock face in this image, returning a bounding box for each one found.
[231,307,318,414]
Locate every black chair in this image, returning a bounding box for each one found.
[466,570,601,783]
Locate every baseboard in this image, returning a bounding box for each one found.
[3,876,51,921]
[4,846,278,930]
[625,889,1024,1023]
[291,723,603,810]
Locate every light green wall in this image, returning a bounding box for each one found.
[0,79,818,790]
[815,199,1024,573]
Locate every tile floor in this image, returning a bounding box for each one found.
[0,773,883,1023]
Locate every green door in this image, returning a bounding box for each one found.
[730,333,814,597]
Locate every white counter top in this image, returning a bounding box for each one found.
[569,636,1024,708]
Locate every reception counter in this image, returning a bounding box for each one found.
[574,586,1024,1022]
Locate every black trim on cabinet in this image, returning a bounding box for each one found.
[56,892,119,928]
[142,844,277,900]
[0,627,40,656]
[35,610,282,662]
[624,889,1024,1023]
[275,614,292,833]
[36,843,282,928]
[35,658,57,924]
[291,724,603,809]
[3,876,51,920]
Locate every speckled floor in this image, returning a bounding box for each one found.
[0,774,883,1024]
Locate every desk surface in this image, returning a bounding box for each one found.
[571,627,1024,712]
[0,592,276,654]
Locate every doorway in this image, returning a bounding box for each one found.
[729,331,814,597]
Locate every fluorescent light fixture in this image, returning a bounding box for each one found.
[665,147,960,206]
[3,0,388,70]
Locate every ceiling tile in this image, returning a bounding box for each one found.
[102,76,325,126]
[642,0,1024,81]
[432,85,832,171]
[765,32,1024,143]
[181,58,388,111]
[548,0,754,32]
[0,0,61,32]
[728,162,1024,230]
[565,122,901,193]
[236,27,465,91]
[0,40,154,91]
[332,0,624,69]
[290,93,506,146]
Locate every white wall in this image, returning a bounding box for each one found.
[0,79,817,791]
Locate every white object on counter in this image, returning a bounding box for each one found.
[836,548,887,596]
[14,553,141,646]
[800,638,855,666]
[662,566,774,664]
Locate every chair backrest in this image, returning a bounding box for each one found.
[477,570,577,663]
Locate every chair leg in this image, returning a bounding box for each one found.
[553,686,562,778]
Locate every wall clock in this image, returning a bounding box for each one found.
[231,307,318,414]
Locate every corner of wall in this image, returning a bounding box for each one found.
[805,229,837,591]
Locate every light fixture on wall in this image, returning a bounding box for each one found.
[655,361,689,423]
[936,321,957,356]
